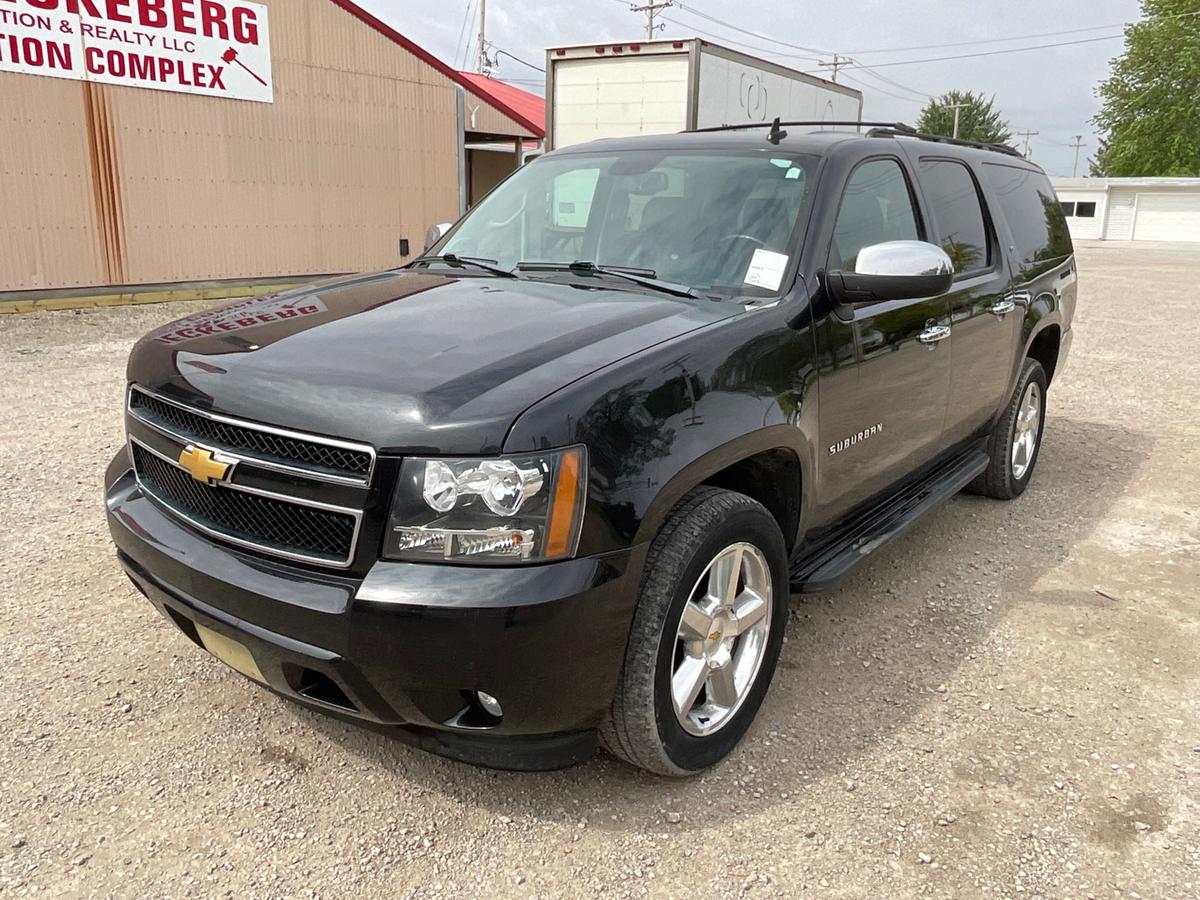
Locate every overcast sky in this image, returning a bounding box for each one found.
[357,0,1141,177]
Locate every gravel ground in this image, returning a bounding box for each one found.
[1,243,1197,899]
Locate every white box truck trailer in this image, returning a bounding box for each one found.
[544,38,864,150]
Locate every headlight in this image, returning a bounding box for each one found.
[383,446,586,563]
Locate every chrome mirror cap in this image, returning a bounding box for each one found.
[854,240,954,278]
[826,240,955,305]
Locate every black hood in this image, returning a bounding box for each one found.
[127,270,740,454]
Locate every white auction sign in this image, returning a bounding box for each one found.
[0,0,272,103]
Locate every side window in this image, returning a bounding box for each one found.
[982,163,1072,277]
[831,159,920,271]
[1060,201,1076,217]
[918,159,990,275]
[1075,201,1096,218]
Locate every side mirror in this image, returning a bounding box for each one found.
[826,240,954,305]
[424,222,452,252]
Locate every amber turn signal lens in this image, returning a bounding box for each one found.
[545,447,584,558]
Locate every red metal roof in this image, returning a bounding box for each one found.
[455,72,546,139]
[328,0,544,138]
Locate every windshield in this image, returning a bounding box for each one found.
[430,149,820,298]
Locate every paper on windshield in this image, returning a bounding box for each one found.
[743,249,789,291]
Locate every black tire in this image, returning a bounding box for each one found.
[601,487,789,776]
[969,357,1048,500]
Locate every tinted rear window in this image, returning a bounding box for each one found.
[918,159,990,275]
[982,164,1072,278]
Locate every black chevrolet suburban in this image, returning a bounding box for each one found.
[105,122,1075,775]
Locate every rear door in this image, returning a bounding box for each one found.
[908,154,1015,443]
[980,162,1074,389]
[815,155,953,516]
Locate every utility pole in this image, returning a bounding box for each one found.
[475,0,488,74]
[942,102,969,139]
[818,54,850,82]
[629,1,673,40]
[1069,135,1086,177]
[1016,129,1039,158]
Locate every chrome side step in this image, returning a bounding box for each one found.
[789,449,988,592]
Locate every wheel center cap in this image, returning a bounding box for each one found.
[705,611,736,655]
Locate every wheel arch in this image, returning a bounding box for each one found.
[1026,322,1062,385]
[633,427,806,553]
[1011,288,1063,394]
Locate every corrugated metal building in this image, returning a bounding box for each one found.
[1051,177,1200,242]
[0,0,541,297]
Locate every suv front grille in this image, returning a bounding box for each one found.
[131,443,359,566]
[129,388,373,481]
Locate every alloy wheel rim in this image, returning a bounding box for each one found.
[1011,381,1042,480]
[671,542,773,737]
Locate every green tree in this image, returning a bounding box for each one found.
[916,91,1012,145]
[1088,137,1114,176]
[1093,0,1200,176]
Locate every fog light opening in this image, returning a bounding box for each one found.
[445,689,505,729]
[475,690,503,718]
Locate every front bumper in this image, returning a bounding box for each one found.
[105,458,644,770]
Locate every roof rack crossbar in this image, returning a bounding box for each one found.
[686,120,917,134]
[866,126,1024,158]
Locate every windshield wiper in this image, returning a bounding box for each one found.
[517,260,699,299]
[411,253,518,278]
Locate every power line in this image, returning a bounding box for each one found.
[452,0,475,70]
[659,15,821,63]
[491,47,545,73]
[838,72,925,105]
[848,8,1200,55]
[818,34,1123,71]
[849,63,931,99]
[669,1,834,55]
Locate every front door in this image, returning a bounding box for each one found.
[815,156,953,518]
[908,155,1016,443]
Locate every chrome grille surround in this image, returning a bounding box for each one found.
[127,385,375,486]
[125,386,375,569]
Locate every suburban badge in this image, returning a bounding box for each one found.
[829,423,884,456]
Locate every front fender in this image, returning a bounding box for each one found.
[504,308,820,556]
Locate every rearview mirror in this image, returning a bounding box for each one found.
[424,222,452,252]
[826,240,954,305]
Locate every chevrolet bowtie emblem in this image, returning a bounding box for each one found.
[178,445,232,484]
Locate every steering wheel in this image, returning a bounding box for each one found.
[716,233,767,249]
[712,232,768,276]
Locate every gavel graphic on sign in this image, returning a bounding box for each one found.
[221,47,267,87]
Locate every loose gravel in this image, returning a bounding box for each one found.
[1,243,1197,898]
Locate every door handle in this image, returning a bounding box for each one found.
[990,298,1016,317]
[918,323,951,345]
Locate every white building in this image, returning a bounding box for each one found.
[1050,177,1200,242]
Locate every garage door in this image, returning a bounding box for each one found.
[1132,193,1200,241]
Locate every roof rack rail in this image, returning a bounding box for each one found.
[687,120,917,134]
[865,126,1024,158]
[683,119,1024,158]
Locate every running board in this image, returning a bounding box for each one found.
[789,450,988,593]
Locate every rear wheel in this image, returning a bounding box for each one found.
[970,357,1048,499]
[601,488,788,776]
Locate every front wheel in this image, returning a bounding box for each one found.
[601,487,788,776]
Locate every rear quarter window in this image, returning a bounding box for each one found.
[982,163,1073,278]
